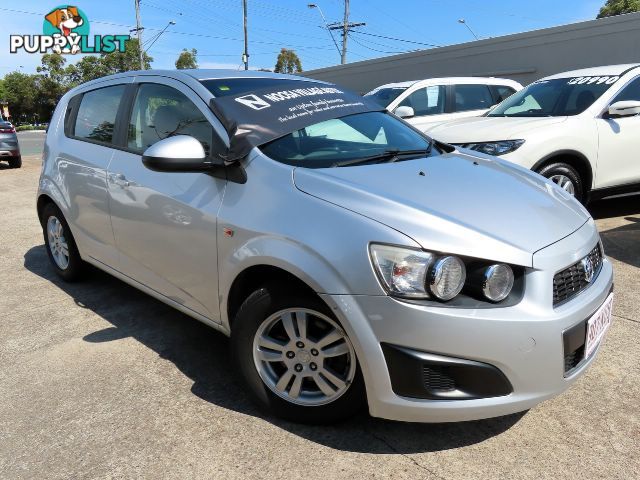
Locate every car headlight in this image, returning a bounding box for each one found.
[482,264,514,302]
[457,139,525,156]
[369,244,434,298]
[370,244,519,303]
[428,256,466,300]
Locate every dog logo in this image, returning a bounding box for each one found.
[235,94,271,110]
[581,256,595,283]
[44,5,88,54]
[10,5,129,55]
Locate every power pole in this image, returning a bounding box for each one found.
[133,0,144,70]
[242,0,249,70]
[328,0,365,65]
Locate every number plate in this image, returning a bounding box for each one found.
[584,293,613,359]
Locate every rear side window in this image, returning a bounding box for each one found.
[74,85,126,144]
[454,84,494,112]
[397,85,446,116]
[490,85,517,104]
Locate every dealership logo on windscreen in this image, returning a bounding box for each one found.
[10,5,130,55]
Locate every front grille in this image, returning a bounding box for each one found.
[553,244,603,306]
[422,366,455,392]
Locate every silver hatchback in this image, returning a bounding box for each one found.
[38,70,613,424]
[0,120,21,168]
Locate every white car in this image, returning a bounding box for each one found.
[364,77,523,131]
[427,64,640,203]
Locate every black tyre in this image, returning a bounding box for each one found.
[231,283,365,424]
[8,156,22,168]
[536,162,584,203]
[41,202,85,281]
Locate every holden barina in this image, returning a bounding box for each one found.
[38,70,613,424]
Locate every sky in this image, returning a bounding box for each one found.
[0,0,604,75]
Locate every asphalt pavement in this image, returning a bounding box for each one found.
[0,149,638,479]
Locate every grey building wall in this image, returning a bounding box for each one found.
[302,13,640,92]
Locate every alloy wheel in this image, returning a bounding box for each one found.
[252,308,356,406]
[549,174,576,195]
[47,216,70,270]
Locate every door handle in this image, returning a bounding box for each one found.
[110,173,131,188]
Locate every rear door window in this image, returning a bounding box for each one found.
[490,85,517,104]
[397,85,446,116]
[454,84,494,112]
[74,85,126,144]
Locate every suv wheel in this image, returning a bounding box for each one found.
[536,162,584,202]
[8,156,22,168]
[41,203,85,281]
[231,284,365,424]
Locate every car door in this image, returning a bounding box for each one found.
[107,77,227,322]
[57,80,131,267]
[392,85,449,130]
[595,76,640,189]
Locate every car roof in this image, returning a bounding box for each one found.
[371,77,522,90]
[542,64,640,80]
[74,69,327,92]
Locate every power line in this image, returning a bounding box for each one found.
[351,31,441,48]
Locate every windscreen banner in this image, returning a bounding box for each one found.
[209,81,382,161]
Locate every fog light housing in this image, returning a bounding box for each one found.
[428,256,466,301]
[483,264,514,302]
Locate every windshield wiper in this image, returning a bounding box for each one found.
[331,144,432,168]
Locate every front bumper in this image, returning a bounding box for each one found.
[321,222,614,423]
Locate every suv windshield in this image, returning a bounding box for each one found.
[364,87,407,108]
[488,75,620,117]
[260,111,433,168]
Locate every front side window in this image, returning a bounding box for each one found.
[489,76,621,117]
[613,77,640,102]
[260,111,433,168]
[127,83,213,155]
[364,87,407,108]
[74,85,126,144]
[397,86,446,116]
[454,84,494,112]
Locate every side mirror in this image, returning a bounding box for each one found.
[394,106,415,119]
[142,135,215,173]
[608,100,640,118]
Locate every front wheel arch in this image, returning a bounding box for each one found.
[531,151,593,195]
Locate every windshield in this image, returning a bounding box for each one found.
[364,87,407,108]
[488,75,620,117]
[260,111,433,168]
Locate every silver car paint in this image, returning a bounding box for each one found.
[39,70,614,422]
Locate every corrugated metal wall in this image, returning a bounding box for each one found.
[302,13,640,93]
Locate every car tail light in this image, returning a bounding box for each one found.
[0,127,16,133]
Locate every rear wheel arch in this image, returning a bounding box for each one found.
[531,151,594,193]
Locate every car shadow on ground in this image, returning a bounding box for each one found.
[24,244,525,454]
[590,196,640,269]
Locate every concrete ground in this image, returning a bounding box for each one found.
[1,133,638,479]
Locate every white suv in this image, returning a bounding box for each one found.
[365,77,522,131]
[427,64,640,203]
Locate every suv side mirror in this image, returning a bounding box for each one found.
[394,106,415,119]
[142,135,215,172]
[608,100,640,118]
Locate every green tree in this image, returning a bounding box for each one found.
[274,49,302,74]
[65,56,110,86]
[175,48,198,69]
[100,38,153,74]
[2,72,39,122]
[597,0,640,17]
